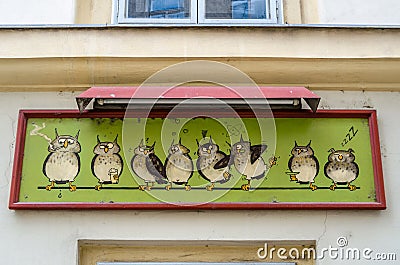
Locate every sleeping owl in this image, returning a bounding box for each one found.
[288,141,319,191]
[131,139,167,191]
[91,135,123,191]
[42,129,81,192]
[196,136,231,191]
[164,138,193,191]
[230,135,267,191]
[324,148,359,191]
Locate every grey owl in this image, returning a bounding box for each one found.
[91,135,123,191]
[196,137,231,191]
[230,135,267,191]
[324,148,359,191]
[288,141,319,191]
[164,138,193,191]
[42,129,81,192]
[131,139,167,191]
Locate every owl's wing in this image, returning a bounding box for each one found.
[147,154,167,184]
[214,151,231,169]
[288,156,294,171]
[314,155,320,176]
[196,157,210,181]
[250,144,267,164]
[91,155,97,177]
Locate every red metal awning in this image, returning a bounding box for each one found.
[76,86,320,112]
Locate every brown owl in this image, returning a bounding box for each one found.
[288,141,319,191]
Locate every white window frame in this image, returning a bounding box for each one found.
[198,0,279,25]
[117,0,197,24]
[116,0,282,25]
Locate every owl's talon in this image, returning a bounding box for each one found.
[165,184,172,191]
[309,183,317,191]
[185,185,191,191]
[45,185,53,191]
[241,184,250,191]
[95,184,102,191]
[146,186,152,191]
[139,185,146,191]
[69,185,77,192]
[329,184,337,191]
[223,172,230,179]
[348,184,357,191]
[206,184,214,191]
[290,175,298,181]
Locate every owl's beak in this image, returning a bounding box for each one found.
[104,147,109,153]
[144,150,148,155]
[63,141,68,148]
[297,150,302,155]
[207,150,211,154]
[338,155,343,160]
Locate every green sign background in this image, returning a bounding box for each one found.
[19,117,375,204]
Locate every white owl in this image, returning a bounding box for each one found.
[91,135,123,191]
[164,139,193,191]
[324,148,359,191]
[42,129,81,192]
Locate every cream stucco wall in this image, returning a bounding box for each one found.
[0,0,400,25]
[0,91,399,265]
[318,0,400,25]
[0,0,76,24]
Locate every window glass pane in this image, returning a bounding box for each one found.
[127,0,190,19]
[205,0,266,19]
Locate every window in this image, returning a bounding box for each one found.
[117,0,281,24]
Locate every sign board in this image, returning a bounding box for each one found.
[9,109,385,210]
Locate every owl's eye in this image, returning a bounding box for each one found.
[209,145,213,150]
[236,144,242,150]
[67,139,74,144]
[139,147,144,152]
[100,145,105,149]
[58,139,66,144]
[202,147,207,152]
[107,143,114,149]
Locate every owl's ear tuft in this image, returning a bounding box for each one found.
[328,148,335,153]
[294,141,298,147]
[240,134,244,142]
[97,135,101,143]
[151,141,156,149]
[139,139,144,147]
[209,136,213,144]
[307,140,312,147]
[114,134,118,143]
[348,148,354,153]
[196,139,199,146]
[225,141,231,147]
[75,130,80,139]
[179,138,182,145]
[55,128,59,138]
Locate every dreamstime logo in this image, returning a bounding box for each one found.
[121,60,277,205]
[257,236,397,261]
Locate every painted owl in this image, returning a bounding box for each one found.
[131,139,167,191]
[42,129,81,192]
[196,137,231,191]
[164,139,193,191]
[91,135,123,191]
[288,141,319,191]
[324,148,359,191]
[230,135,267,191]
